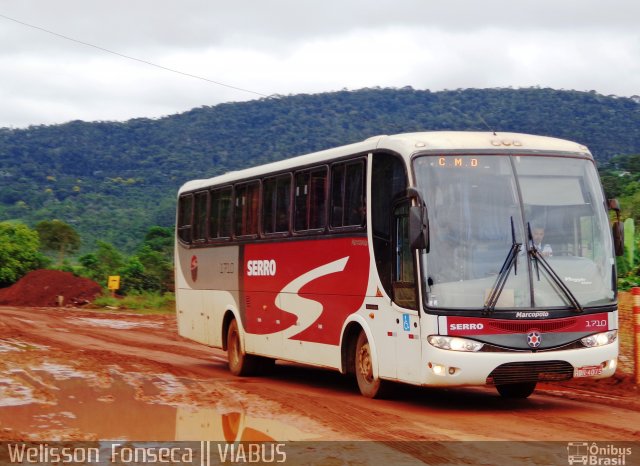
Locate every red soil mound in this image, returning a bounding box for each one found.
[0,269,102,307]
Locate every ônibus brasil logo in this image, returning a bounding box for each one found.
[567,442,632,465]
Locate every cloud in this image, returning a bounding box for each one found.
[0,0,638,127]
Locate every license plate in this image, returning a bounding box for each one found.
[574,365,603,378]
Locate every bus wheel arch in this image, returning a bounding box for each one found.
[341,320,390,398]
[354,329,391,398]
[221,310,237,351]
[340,321,363,376]
[226,316,259,376]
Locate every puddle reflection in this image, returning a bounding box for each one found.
[0,366,312,441]
[176,408,314,442]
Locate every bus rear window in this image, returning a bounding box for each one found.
[193,191,208,242]
[177,194,193,244]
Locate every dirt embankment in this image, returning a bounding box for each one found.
[0,269,102,307]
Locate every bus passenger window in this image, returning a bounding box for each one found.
[263,175,291,234]
[309,170,327,229]
[331,160,365,228]
[209,187,232,239]
[331,164,345,226]
[234,182,259,236]
[294,172,309,231]
[193,192,208,241]
[345,162,365,226]
[177,194,193,244]
[294,168,327,232]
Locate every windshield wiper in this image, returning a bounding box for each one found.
[526,223,584,313]
[483,218,521,315]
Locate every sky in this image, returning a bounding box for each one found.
[0,0,639,128]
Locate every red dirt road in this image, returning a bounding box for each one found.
[0,306,638,463]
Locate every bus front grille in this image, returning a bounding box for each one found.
[486,361,574,385]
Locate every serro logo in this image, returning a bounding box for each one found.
[247,259,277,276]
[450,323,484,331]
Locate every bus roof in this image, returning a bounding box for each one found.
[179,131,592,193]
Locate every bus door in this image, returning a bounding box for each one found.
[391,201,422,383]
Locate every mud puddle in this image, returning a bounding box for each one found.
[0,338,317,442]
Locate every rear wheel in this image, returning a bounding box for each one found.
[355,330,390,398]
[496,382,537,398]
[227,319,258,376]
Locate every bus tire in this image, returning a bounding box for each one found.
[355,330,390,398]
[227,319,258,376]
[496,382,536,398]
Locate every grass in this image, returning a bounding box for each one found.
[93,291,176,314]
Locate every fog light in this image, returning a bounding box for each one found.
[431,364,446,376]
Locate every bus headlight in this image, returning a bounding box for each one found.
[581,330,617,348]
[428,335,484,352]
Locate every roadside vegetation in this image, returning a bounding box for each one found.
[93,291,176,314]
[600,153,640,289]
[0,221,174,312]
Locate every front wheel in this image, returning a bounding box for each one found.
[496,382,537,398]
[227,319,258,376]
[355,330,390,398]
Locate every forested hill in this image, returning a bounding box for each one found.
[1,87,639,253]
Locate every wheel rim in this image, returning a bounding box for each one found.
[358,341,373,384]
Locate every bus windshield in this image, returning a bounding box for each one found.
[413,154,616,311]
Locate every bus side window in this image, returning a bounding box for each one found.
[276,175,292,232]
[346,162,365,226]
[294,172,309,231]
[193,191,208,242]
[210,187,232,239]
[309,169,327,229]
[178,194,193,244]
[331,160,365,229]
[263,175,291,234]
[294,168,327,232]
[234,182,259,237]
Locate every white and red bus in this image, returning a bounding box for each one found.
[175,132,621,398]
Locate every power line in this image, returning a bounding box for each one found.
[0,12,270,98]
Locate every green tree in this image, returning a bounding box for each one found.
[119,256,150,293]
[35,219,81,265]
[137,245,174,292]
[0,222,45,287]
[142,226,174,256]
[78,241,125,285]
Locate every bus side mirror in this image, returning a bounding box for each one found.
[612,221,624,257]
[608,199,624,256]
[409,205,429,252]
